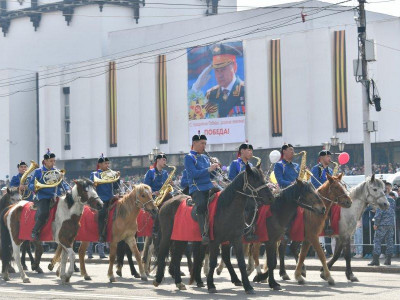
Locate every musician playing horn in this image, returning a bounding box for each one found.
[29,149,70,241]
[274,144,299,188]
[184,133,219,245]
[11,161,34,201]
[144,153,168,198]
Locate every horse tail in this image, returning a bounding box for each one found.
[1,208,13,271]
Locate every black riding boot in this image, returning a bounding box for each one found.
[98,202,109,242]
[31,219,46,241]
[384,254,392,266]
[368,254,380,266]
[244,225,258,242]
[98,217,106,243]
[197,214,209,245]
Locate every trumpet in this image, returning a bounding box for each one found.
[93,169,120,186]
[203,150,230,182]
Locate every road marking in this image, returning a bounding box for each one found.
[0,288,175,300]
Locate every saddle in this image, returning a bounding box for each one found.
[30,197,58,211]
[190,188,220,222]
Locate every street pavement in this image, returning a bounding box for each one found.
[0,255,399,299]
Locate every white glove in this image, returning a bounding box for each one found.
[192,64,212,92]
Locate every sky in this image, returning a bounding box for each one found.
[238,0,400,17]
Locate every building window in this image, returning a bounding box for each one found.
[63,87,71,150]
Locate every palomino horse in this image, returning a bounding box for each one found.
[292,173,352,285]
[1,179,102,283]
[153,164,275,294]
[49,183,157,282]
[324,174,389,282]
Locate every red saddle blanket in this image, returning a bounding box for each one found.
[171,192,220,242]
[288,205,341,241]
[244,205,273,243]
[19,201,59,241]
[75,205,154,242]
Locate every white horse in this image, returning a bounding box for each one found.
[1,179,102,284]
[323,174,389,282]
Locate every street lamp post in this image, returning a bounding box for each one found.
[148,151,154,164]
[323,136,346,170]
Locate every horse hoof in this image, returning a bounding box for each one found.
[301,271,307,278]
[245,289,255,295]
[153,279,160,287]
[109,276,116,283]
[197,282,205,288]
[252,275,260,283]
[261,280,268,283]
[208,288,217,294]
[56,269,60,277]
[180,271,185,276]
[216,269,222,276]
[272,285,282,291]
[176,283,186,290]
[320,272,327,281]
[36,267,43,274]
[281,274,290,281]
[8,266,15,273]
[141,276,148,281]
[116,270,122,277]
[350,276,359,282]
[84,275,92,280]
[328,278,335,286]
[296,276,305,285]
[3,276,10,282]
[23,278,31,283]
[65,276,71,283]
[133,273,141,279]
[234,281,243,286]
[22,265,28,271]
[74,267,80,273]
[48,264,54,271]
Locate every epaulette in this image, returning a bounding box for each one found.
[206,85,220,98]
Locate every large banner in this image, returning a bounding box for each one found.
[187,41,246,144]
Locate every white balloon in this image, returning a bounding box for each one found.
[269,150,281,164]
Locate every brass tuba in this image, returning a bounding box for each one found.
[154,165,176,207]
[19,160,38,200]
[34,169,66,192]
[93,169,120,186]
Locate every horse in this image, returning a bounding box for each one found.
[289,173,352,285]
[1,179,103,283]
[153,164,275,294]
[51,183,158,283]
[323,174,389,282]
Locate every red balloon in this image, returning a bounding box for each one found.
[338,152,350,165]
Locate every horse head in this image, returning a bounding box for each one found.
[135,184,158,217]
[243,163,274,205]
[365,174,389,210]
[0,187,19,210]
[294,179,326,215]
[323,173,352,208]
[73,179,103,210]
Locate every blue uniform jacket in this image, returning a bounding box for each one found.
[11,173,34,201]
[274,160,299,188]
[90,170,120,202]
[143,168,168,193]
[180,169,189,189]
[228,158,253,180]
[28,166,70,201]
[184,150,214,194]
[311,164,333,189]
[374,197,396,226]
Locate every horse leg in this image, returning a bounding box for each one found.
[65,247,75,282]
[203,252,209,277]
[278,238,290,280]
[326,239,342,271]
[221,243,242,286]
[125,236,147,281]
[153,235,170,286]
[246,243,255,276]
[232,238,254,294]
[185,244,193,276]
[170,241,186,290]
[190,242,205,287]
[116,241,126,277]
[32,241,44,274]
[12,242,30,283]
[310,236,335,285]
[127,243,140,278]
[48,244,62,271]
[78,241,91,280]
[294,240,311,284]
[343,238,358,282]
[59,248,69,284]
[142,237,152,276]
[206,241,220,293]
[290,241,305,277]
[216,256,225,276]
[267,242,281,290]
[21,241,28,271]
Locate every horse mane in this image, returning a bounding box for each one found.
[271,183,300,213]
[65,192,75,209]
[116,184,147,219]
[0,193,11,214]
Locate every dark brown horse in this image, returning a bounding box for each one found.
[153,164,274,294]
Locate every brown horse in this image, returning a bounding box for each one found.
[294,173,352,285]
[49,183,157,282]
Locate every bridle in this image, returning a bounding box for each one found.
[365,184,386,204]
[135,189,156,213]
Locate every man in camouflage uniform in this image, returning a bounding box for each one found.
[368,191,396,266]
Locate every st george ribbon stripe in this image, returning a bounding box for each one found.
[158,55,168,144]
[334,30,348,132]
[271,39,282,137]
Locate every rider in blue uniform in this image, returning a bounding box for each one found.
[29,150,70,241]
[144,153,169,197]
[10,161,33,201]
[228,143,258,241]
[180,169,189,195]
[274,144,299,188]
[184,133,219,245]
